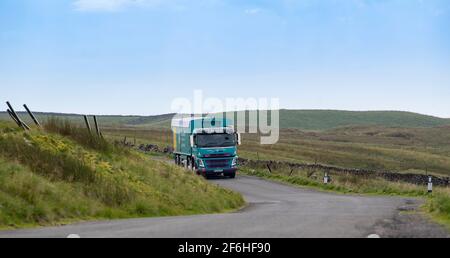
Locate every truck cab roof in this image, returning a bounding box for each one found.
[193,127,235,134]
[171,116,234,133]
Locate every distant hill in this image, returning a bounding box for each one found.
[277,110,450,130]
[0,111,175,128]
[1,110,449,130]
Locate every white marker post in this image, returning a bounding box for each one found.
[324,172,329,185]
[428,176,433,193]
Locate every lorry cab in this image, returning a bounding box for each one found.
[171,116,241,178]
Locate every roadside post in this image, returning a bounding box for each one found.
[428,176,433,193]
[324,172,330,184]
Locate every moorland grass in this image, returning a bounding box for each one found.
[102,125,450,176]
[0,120,244,229]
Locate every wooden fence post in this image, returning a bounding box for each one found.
[266,162,273,173]
[7,109,21,127]
[289,167,294,177]
[23,104,41,128]
[6,101,30,130]
[93,115,100,137]
[83,115,92,134]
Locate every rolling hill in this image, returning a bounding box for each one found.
[1,110,449,131]
[277,110,450,130]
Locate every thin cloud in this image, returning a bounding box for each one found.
[73,0,162,12]
[72,0,221,12]
[245,8,262,15]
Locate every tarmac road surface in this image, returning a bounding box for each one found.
[0,176,448,238]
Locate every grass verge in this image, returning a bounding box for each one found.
[0,120,244,229]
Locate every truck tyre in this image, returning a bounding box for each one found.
[228,172,236,179]
[190,157,195,171]
[186,157,191,170]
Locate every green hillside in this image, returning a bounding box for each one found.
[0,112,145,127]
[1,110,449,130]
[278,110,450,130]
[0,120,243,228]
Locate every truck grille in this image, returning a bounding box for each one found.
[205,159,230,169]
[204,153,231,158]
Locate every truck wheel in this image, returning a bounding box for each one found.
[190,157,196,171]
[228,172,236,179]
[186,157,191,170]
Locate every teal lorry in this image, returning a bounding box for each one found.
[171,116,241,178]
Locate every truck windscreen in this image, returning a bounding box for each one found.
[196,134,236,148]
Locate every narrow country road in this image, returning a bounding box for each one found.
[0,176,447,238]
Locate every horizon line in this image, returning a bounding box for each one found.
[1,108,449,120]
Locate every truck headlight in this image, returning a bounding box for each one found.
[198,159,205,168]
[231,157,238,167]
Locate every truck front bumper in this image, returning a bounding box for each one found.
[196,168,237,177]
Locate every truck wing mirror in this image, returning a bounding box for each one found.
[237,133,242,145]
[190,135,195,147]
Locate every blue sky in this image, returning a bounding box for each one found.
[1,0,450,117]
